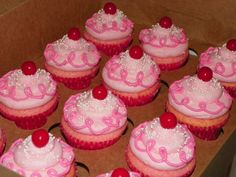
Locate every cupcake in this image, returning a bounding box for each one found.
[44,27,101,90]
[199,39,236,98]
[126,112,196,177]
[0,61,58,129]
[139,16,189,71]
[166,67,233,140]
[102,45,160,106]
[0,128,6,156]
[0,129,75,177]
[84,2,134,56]
[97,168,141,177]
[61,85,127,150]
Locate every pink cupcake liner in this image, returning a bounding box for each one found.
[223,85,236,98]
[84,32,133,56]
[106,84,160,107]
[61,124,121,150]
[126,149,194,177]
[0,97,58,130]
[178,116,229,141]
[157,57,188,71]
[0,130,6,155]
[50,70,98,90]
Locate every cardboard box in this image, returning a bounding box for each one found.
[0,0,235,176]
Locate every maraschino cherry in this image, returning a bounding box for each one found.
[104,2,117,15]
[159,16,172,29]
[68,27,80,40]
[111,168,130,177]
[21,61,37,75]
[160,112,177,129]
[129,45,143,59]
[32,129,49,148]
[226,39,236,51]
[197,67,213,82]
[92,85,108,100]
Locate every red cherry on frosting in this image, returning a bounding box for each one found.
[160,112,177,129]
[32,129,49,148]
[21,61,37,75]
[68,27,80,40]
[129,45,143,59]
[159,16,172,29]
[111,168,130,177]
[104,2,117,15]
[226,39,236,51]
[197,67,213,82]
[92,85,108,100]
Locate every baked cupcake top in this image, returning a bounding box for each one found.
[44,27,101,71]
[199,39,236,82]
[129,112,195,170]
[0,61,57,109]
[85,2,134,40]
[102,45,160,92]
[97,168,141,177]
[139,16,188,58]
[168,67,232,118]
[0,130,74,177]
[63,85,127,135]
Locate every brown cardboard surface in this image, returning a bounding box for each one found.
[0,0,236,177]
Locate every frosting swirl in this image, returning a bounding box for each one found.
[0,69,57,109]
[199,45,236,82]
[168,75,232,118]
[44,36,101,71]
[0,134,74,177]
[139,23,188,57]
[64,90,127,135]
[102,51,160,92]
[85,9,134,40]
[129,118,195,170]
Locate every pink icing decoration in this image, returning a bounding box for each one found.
[0,136,74,177]
[139,25,187,48]
[85,9,133,34]
[97,170,141,177]
[64,90,127,135]
[103,51,159,91]
[169,76,232,117]
[130,119,195,170]
[44,37,100,71]
[199,46,236,80]
[0,69,56,101]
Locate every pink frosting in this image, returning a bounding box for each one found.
[199,45,236,82]
[0,69,57,109]
[63,90,127,135]
[168,75,232,118]
[97,170,141,177]
[139,24,188,58]
[0,134,74,177]
[102,51,160,92]
[44,36,101,71]
[85,9,134,40]
[129,118,195,170]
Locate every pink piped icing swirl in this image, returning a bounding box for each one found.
[85,9,134,40]
[102,51,160,92]
[97,170,141,177]
[129,118,195,170]
[44,36,101,71]
[168,75,232,118]
[0,134,74,177]
[0,69,57,109]
[63,90,127,135]
[199,45,236,82]
[139,24,188,58]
